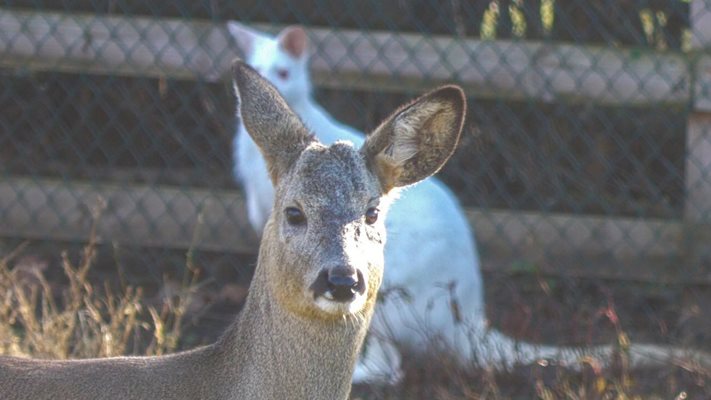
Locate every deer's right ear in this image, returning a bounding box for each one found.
[227,21,268,58]
[233,60,315,184]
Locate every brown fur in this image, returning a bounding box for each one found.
[0,60,466,400]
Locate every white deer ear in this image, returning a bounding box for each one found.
[232,60,316,184]
[227,21,269,58]
[361,86,466,192]
[277,26,309,59]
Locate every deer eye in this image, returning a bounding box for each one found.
[285,207,306,226]
[365,207,379,225]
[276,68,289,80]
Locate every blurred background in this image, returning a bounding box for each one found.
[1,0,711,397]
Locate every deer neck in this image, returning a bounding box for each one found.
[214,257,371,399]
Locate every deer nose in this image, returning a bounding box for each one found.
[328,274,358,302]
[317,267,365,302]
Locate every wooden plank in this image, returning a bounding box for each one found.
[475,209,711,284]
[467,209,682,260]
[685,2,711,266]
[0,176,260,253]
[692,0,711,49]
[0,8,695,108]
[0,8,234,81]
[0,176,687,267]
[2,175,707,282]
[308,29,691,107]
[692,2,711,110]
[684,114,711,223]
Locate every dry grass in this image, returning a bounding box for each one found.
[353,342,711,400]
[353,286,711,400]
[0,221,197,360]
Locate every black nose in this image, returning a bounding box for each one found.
[311,267,365,303]
[327,273,359,302]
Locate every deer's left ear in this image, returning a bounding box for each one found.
[361,86,466,192]
[227,21,270,58]
[233,60,316,184]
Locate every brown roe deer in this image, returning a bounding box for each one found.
[0,60,466,400]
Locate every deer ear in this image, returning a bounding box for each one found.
[227,21,269,58]
[277,25,309,59]
[361,86,466,192]
[232,60,316,184]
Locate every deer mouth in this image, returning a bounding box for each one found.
[311,269,367,315]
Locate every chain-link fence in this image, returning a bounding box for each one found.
[1,0,711,395]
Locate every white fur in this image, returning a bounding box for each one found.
[315,295,367,316]
[227,22,707,383]
[389,102,447,165]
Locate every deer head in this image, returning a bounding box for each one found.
[232,60,465,320]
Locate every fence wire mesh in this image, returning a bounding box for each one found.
[1,0,711,397]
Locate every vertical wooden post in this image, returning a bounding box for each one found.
[686,0,711,264]
[685,115,711,223]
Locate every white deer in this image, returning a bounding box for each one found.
[0,60,465,400]
[228,23,711,383]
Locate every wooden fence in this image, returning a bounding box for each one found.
[1,4,711,282]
